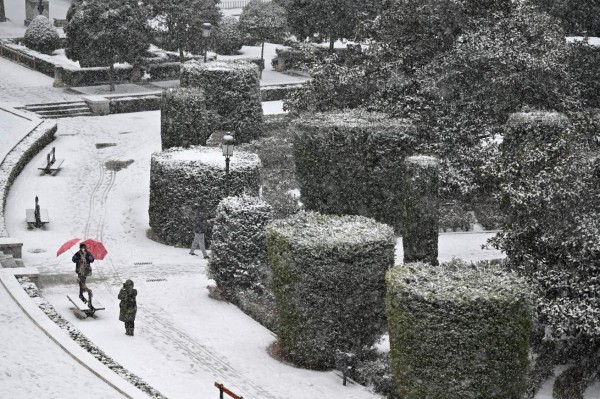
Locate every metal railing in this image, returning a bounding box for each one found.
[218,0,271,9]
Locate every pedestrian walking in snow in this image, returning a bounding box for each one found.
[118,279,137,336]
[189,207,211,259]
[72,243,94,304]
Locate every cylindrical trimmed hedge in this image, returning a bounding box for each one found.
[386,261,532,399]
[208,195,275,328]
[292,110,417,232]
[267,211,396,369]
[160,88,214,149]
[180,60,263,143]
[149,146,261,246]
[403,155,440,266]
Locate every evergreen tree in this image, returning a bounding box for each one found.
[239,0,287,77]
[64,0,151,91]
[280,0,382,50]
[147,0,221,63]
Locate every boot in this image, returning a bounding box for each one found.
[125,328,131,336]
[130,328,134,336]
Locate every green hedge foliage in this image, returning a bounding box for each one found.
[291,110,417,232]
[149,146,261,247]
[160,88,214,149]
[266,211,396,369]
[23,16,60,55]
[403,156,440,265]
[386,260,532,399]
[180,60,263,143]
[208,195,275,329]
[211,16,243,55]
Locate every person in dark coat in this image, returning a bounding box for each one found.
[72,243,94,305]
[189,207,211,259]
[118,279,137,336]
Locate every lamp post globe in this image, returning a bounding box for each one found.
[222,134,235,196]
[202,22,212,62]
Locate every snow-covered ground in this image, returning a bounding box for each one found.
[1,9,599,397]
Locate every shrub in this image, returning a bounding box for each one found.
[353,352,400,399]
[386,260,533,399]
[494,110,600,381]
[568,39,600,108]
[403,155,440,265]
[239,0,287,45]
[266,211,396,369]
[180,60,263,143]
[292,110,417,232]
[160,88,215,149]
[23,15,60,55]
[149,146,261,246]
[439,200,475,232]
[211,16,243,55]
[208,195,275,328]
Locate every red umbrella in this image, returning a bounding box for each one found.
[81,238,108,260]
[56,238,81,257]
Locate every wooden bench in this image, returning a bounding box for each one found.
[25,196,49,229]
[67,294,105,318]
[38,147,64,175]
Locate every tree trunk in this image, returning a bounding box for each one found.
[0,0,6,22]
[109,64,115,92]
[260,41,265,79]
[179,47,184,64]
[329,36,335,52]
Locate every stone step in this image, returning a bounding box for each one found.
[41,111,94,119]
[36,107,92,115]
[24,102,88,112]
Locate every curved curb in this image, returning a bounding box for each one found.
[0,269,150,398]
[0,118,56,237]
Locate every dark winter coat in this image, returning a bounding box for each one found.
[194,211,210,234]
[72,250,94,276]
[118,280,137,322]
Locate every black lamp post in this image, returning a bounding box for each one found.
[222,134,235,196]
[202,22,212,63]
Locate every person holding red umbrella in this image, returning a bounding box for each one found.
[72,243,94,306]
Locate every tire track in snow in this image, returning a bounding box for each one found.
[141,306,279,399]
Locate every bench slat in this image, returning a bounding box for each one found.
[25,209,49,223]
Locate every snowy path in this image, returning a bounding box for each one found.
[0,272,126,398]
[5,113,381,398]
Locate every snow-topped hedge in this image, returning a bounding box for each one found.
[266,211,396,369]
[403,155,440,265]
[160,88,214,149]
[386,260,532,399]
[211,16,243,55]
[292,110,417,232]
[208,195,275,329]
[149,146,261,246]
[180,60,263,143]
[23,15,60,55]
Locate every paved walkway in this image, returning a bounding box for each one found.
[0,272,126,398]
